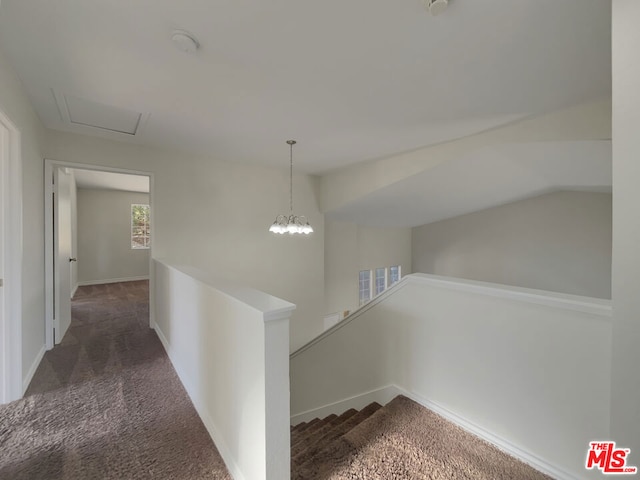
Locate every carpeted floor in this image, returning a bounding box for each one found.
[0,281,231,480]
[2,281,555,479]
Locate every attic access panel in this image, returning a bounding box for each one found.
[60,94,143,135]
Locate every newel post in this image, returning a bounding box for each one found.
[263,306,295,480]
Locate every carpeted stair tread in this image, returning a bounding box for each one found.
[292,395,552,480]
[291,417,324,445]
[292,414,337,448]
[291,421,307,433]
[293,417,321,437]
[291,408,358,457]
[291,402,382,472]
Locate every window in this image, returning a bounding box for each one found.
[375,267,386,296]
[389,265,401,286]
[131,204,150,249]
[359,270,372,306]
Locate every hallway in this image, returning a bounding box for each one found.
[0,281,231,479]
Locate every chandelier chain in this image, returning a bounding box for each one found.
[289,141,293,213]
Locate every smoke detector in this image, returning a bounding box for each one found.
[171,30,199,54]
[425,0,448,16]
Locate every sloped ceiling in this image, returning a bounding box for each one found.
[328,140,612,227]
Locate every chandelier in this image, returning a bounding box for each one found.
[269,140,313,235]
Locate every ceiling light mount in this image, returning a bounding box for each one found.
[424,0,448,16]
[171,30,199,54]
[269,140,313,235]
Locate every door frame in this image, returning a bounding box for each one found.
[44,159,154,350]
[52,167,73,344]
[0,110,22,403]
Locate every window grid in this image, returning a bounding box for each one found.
[359,270,372,306]
[389,265,401,286]
[131,204,151,249]
[375,267,386,296]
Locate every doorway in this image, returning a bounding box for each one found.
[44,160,153,350]
[0,110,22,404]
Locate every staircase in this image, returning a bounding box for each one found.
[290,396,552,480]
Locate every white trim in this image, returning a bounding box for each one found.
[77,276,149,287]
[148,174,155,329]
[44,161,54,349]
[292,277,409,357]
[293,273,612,358]
[52,89,152,140]
[71,283,78,299]
[0,110,22,403]
[156,260,296,321]
[388,264,401,287]
[400,389,579,480]
[291,384,578,480]
[153,321,246,480]
[44,158,154,350]
[22,345,45,394]
[408,273,612,318]
[290,385,402,425]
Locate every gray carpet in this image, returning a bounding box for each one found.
[292,396,553,480]
[0,281,231,480]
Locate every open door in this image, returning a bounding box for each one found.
[53,167,73,344]
[45,161,153,351]
[0,121,5,401]
[0,110,21,403]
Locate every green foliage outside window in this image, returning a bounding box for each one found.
[131,204,150,249]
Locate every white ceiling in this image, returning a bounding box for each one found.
[0,0,611,174]
[73,169,150,193]
[328,141,612,227]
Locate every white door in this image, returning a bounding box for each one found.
[54,168,73,344]
[0,122,6,401]
[0,111,21,404]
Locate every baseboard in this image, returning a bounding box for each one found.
[399,388,579,480]
[22,345,46,395]
[290,385,403,425]
[292,384,577,480]
[152,322,246,480]
[78,276,149,286]
[71,283,79,298]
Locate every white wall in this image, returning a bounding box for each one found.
[412,191,612,299]
[44,130,324,351]
[154,260,294,480]
[0,46,46,391]
[611,0,640,460]
[291,274,612,480]
[324,219,411,316]
[77,189,150,284]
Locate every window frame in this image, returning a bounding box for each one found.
[131,203,151,250]
[359,270,372,306]
[375,267,387,296]
[388,265,401,286]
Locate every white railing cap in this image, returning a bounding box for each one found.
[156,259,296,322]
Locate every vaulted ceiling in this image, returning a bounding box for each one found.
[0,0,611,174]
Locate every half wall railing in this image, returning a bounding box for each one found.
[153,259,295,480]
[290,273,612,480]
